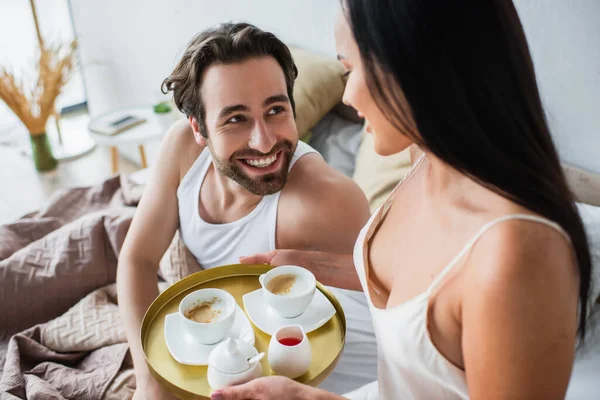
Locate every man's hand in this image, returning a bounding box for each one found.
[210,376,342,400]
[239,249,309,266]
[132,375,178,400]
[240,250,362,291]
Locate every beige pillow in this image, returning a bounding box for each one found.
[290,46,346,139]
[159,231,203,285]
[352,126,412,212]
[563,164,600,207]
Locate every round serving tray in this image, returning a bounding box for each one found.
[141,264,346,399]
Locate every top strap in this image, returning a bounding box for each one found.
[380,153,427,216]
[426,214,571,295]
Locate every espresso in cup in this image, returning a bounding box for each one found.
[265,273,311,296]
[259,266,316,318]
[184,297,222,323]
[179,288,236,344]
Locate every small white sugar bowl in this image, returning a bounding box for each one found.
[207,338,263,390]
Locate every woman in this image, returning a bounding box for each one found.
[213,0,592,399]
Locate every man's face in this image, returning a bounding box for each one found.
[195,56,298,196]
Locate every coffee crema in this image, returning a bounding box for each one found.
[266,274,299,295]
[184,297,221,323]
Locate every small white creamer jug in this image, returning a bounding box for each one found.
[267,325,312,378]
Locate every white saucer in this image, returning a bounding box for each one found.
[242,289,336,335]
[164,305,255,366]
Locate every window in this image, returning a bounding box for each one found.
[0,0,86,139]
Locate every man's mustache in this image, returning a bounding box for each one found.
[231,140,293,159]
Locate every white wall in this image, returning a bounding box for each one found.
[69,0,341,165]
[69,0,341,116]
[70,0,600,173]
[514,0,600,173]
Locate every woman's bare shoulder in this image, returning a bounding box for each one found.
[464,209,577,298]
[459,209,579,398]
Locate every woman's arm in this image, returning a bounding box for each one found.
[461,220,579,400]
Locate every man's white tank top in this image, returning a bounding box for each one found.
[177,141,318,269]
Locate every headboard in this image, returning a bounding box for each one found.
[564,164,600,207]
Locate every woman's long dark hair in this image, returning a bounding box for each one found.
[344,0,592,340]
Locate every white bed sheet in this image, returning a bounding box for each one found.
[567,305,600,400]
[318,287,378,395]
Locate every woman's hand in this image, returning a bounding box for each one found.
[210,376,342,400]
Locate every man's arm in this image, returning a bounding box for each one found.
[117,121,195,394]
[272,154,371,290]
[241,250,358,290]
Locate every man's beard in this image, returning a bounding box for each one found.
[208,140,296,196]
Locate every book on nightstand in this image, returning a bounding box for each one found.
[90,114,146,136]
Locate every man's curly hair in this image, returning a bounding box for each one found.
[162,22,298,138]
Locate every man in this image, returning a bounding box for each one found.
[117,23,371,399]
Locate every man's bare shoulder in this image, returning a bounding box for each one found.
[158,119,204,181]
[163,119,201,152]
[278,153,370,253]
[283,153,364,203]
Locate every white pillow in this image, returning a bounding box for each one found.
[576,203,600,312]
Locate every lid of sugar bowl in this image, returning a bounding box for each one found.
[208,338,258,374]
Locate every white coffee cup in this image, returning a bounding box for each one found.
[179,288,236,345]
[258,266,316,318]
[267,324,312,378]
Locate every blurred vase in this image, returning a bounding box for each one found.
[29,132,58,172]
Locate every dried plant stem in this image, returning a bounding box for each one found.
[0,40,77,136]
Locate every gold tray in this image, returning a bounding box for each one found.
[141,264,346,399]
